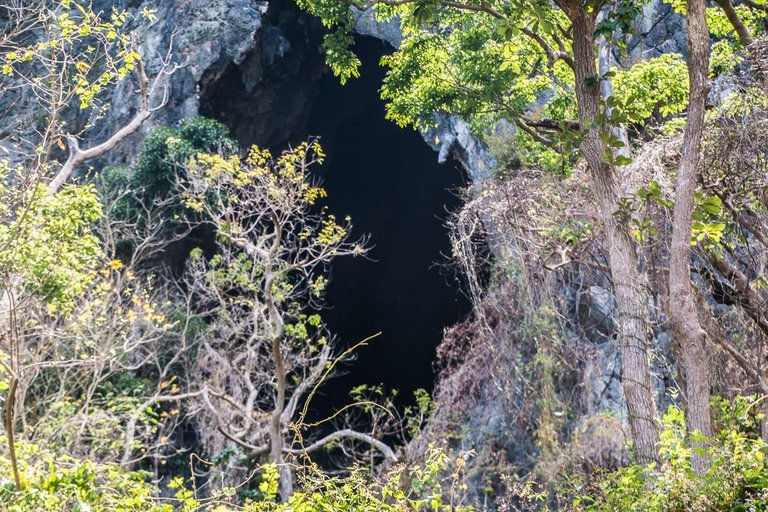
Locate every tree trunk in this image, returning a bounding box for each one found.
[3,378,21,489]
[669,0,712,476]
[571,9,661,464]
[265,270,293,500]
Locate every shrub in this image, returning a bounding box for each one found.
[611,54,689,125]
[0,439,170,512]
[130,116,236,198]
[577,403,768,511]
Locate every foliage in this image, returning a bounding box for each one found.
[0,439,170,512]
[707,4,766,75]
[499,400,768,511]
[298,0,576,173]
[611,54,689,125]
[575,404,768,511]
[487,127,574,176]
[0,0,149,110]
[0,443,474,511]
[131,116,237,199]
[379,19,570,135]
[163,444,474,511]
[268,446,473,512]
[666,0,768,76]
[0,169,102,311]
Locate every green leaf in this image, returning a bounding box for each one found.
[614,155,633,166]
[701,196,723,216]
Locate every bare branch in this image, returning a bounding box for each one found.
[287,428,398,462]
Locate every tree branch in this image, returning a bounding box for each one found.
[121,389,204,467]
[48,47,179,194]
[695,288,768,395]
[287,428,398,462]
[704,250,768,338]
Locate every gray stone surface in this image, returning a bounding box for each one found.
[628,0,688,61]
[91,0,269,161]
[353,8,402,48]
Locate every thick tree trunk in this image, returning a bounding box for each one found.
[669,0,712,476]
[571,10,660,464]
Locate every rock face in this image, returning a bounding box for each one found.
[197,1,328,148]
[353,8,402,47]
[97,0,501,178]
[422,115,497,182]
[91,0,269,160]
[629,0,688,60]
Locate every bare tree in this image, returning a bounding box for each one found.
[177,141,396,500]
[0,180,201,485]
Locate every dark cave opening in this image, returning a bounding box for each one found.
[201,30,471,415]
[296,37,471,414]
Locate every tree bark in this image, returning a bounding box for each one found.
[668,0,712,476]
[762,401,768,445]
[570,9,661,464]
[265,265,293,500]
[3,378,20,488]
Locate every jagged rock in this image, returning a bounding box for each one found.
[422,115,497,181]
[627,0,687,61]
[353,8,402,48]
[89,0,269,162]
[197,1,327,148]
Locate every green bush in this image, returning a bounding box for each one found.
[611,54,689,126]
[130,116,236,198]
[1,439,473,511]
[159,444,474,511]
[0,439,170,512]
[577,403,768,511]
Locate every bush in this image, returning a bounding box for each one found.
[499,400,768,511]
[0,439,170,512]
[577,403,768,511]
[611,54,689,125]
[130,116,236,198]
[160,444,474,511]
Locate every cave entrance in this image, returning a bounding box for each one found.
[201,31,470,414]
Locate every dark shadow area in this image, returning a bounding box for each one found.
[202,31,470,415]
[291,37,470,413]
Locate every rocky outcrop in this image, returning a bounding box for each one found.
[91,0,269,161]
[197,1,327,148]
[102,0,499,178]
[628,0,688,61]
